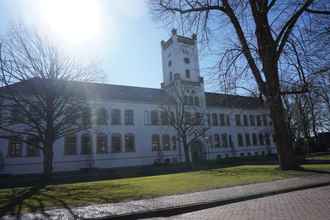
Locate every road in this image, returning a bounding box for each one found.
[147,185,330,220]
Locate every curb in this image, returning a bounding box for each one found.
[89,181,330,220]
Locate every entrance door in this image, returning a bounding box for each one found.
[191,140,204,163]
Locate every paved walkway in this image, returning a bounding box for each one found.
[150,185,330,220]
[3,174,330,220]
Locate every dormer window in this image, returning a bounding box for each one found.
[184,57,190,64]
[185,69,190,79]
[168,60,172,67]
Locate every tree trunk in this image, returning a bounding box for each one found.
[182,139,191,164]
[269,95,298,170]
[43,141,54,179]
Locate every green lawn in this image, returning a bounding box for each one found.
[1,164,330,214]
[306,154,330,161]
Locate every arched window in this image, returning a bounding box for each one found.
[125,133,135,152]
[64,135,77,155]
[152,134,160,151]
[97,133,108,154]
[172,136,177,150]
[81,133,92,154]
[162,134,170,151]
[111,109,121,125]
[8,136,22,157]
[111,133,122,153]
[82,108,92,128]
[96,108,108,125]
[26,137,40,157]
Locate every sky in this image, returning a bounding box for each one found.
[0,0,173,89]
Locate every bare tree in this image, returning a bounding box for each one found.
[160,84,210,165]
[0,25,100,178]
[150,0,330,170]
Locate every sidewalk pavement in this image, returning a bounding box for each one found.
[3,174,330,220]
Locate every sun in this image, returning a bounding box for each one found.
[39,0,104,46]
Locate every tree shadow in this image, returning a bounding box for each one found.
[0,180,79,219]
[294,167,330,175]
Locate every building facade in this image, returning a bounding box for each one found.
[0,30,276,175]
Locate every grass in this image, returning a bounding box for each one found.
[0,164,330,214]
[306,154,330,161]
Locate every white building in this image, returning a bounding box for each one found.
[0,30,276,175]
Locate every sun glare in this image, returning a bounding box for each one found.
[39,0,104,46]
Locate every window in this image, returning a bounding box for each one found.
[168,60,172,67]
[64,135,77,155]
[152,134,161,151]
[184,57,190,64]
[82,108,92,127]
[144,111,150,125]
[208,135,213,148]
[112,133,122,153]
[229,135,234,148]
[194,96,200,106]
[262,114,267,126]
[125,133,135,152]
[256,115,262,126]
[81,133,92,154]
[249,115,256,126]
[214,134,221,148]
[96,108,108,125]
[252,133,258,146]
[235,114,241,126]
[26,137,40,157]
[10,105,25,124]
[243,115,248,126]
[226,115,231,126]
[172,136,177,150]
[219,114,225,126]
[151,110,159,125]
[188,96,194,105]
[221,134,228,148]
[265,133,271,146]
[96,133,108,154]
[207,114,211,126]
[237,133,244,147]
[185,69,191,78]
[194,112,202,125]
[259,133,265,145]
[161,111,169,125]
[162,134,170,151]
[124,109,134,125]
[212,113,218,126]
[169,72,173,81]
[245,133,251,146]
[111,109,121,125]
[8,136,22,157]
[185,112,192,124]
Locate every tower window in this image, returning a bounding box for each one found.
[170,72,173,81]
[185,69,190,78]
[168,60,172,67]
[184,57,190,64]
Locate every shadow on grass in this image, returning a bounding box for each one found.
[0,179,79,219]
[295,167,330,175]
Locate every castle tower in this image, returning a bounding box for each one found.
[160,29,206,109]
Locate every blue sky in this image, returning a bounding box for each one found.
[0,0,174,89]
